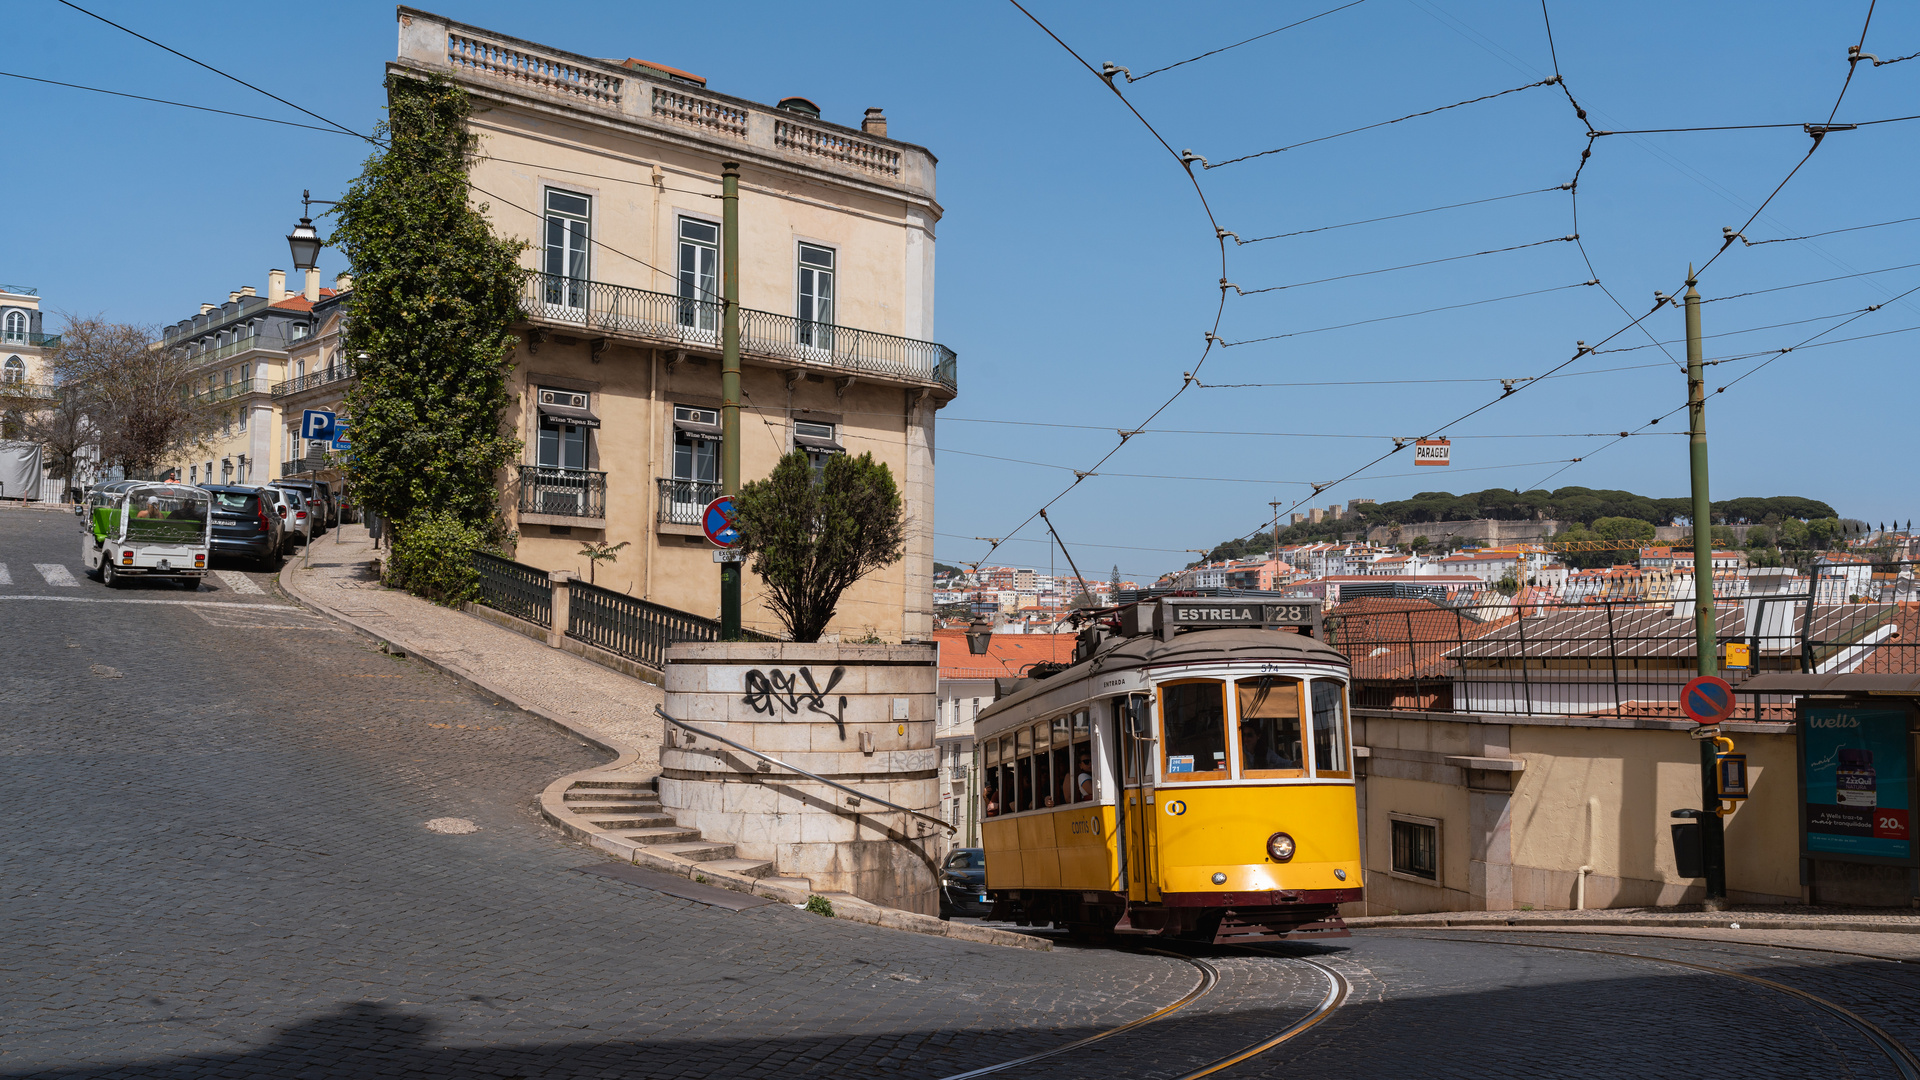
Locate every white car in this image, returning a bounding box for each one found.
[263,486,312,551]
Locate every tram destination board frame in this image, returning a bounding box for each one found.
[1121,598,1323,640]
[1795,696,1918,869]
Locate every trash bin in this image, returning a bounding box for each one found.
[1670,822,1703,879]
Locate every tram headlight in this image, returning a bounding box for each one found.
[1266,832,1296,862]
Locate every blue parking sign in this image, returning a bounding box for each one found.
[301,410,336,441]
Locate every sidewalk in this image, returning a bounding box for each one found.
[278,523,663,777]
[1350,903,1920,935]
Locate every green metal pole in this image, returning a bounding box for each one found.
[1686,268,1727,908]
[720,162,742,640]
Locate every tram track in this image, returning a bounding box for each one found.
[1400,932,1920,1080]
[933,946,1348,1080]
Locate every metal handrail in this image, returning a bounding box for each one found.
[654,705,955,835]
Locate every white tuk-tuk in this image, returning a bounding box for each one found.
[79,480,212,588]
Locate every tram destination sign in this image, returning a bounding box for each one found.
[1166,601,1317,626]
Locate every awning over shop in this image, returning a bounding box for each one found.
[1737,673,1920,695]
[674,412,721,441]
[539,402,600,429]
[793,430,843,452]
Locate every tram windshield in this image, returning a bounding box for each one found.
[1311,680,1352,777]
[1236,676,1306,779]
[1159,680,1228,781]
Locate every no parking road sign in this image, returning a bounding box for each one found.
[702,496,739,548]
[1681,675,1737,725]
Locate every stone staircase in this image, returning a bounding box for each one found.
[549,775,816,895]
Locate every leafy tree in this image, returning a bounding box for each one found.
[1745,525,1775,549]
[43,315,214,477]
[731,449,906,642]
[332,75,527,568]
[577,539,629,585]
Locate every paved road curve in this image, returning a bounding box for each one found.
[5,505,1914,1078]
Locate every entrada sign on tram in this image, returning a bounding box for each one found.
[1680,675,1737,725]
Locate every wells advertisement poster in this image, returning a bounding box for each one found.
[1803,704,1912,861]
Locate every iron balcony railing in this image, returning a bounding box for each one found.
[280,452,341,477]
[0,332,60,348]
[271,361,356,399]
[474,552,553,628]
[657,477,721,525]
[517,464,607,520]
[521,271,958,393]
[0,380,58,400]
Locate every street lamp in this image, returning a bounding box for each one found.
[286,189,338,271]
[965,619,993,656]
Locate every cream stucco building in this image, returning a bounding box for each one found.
[388,8,954,641]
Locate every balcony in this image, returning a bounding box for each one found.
[180,333,284,365]
[0,332,60,348]
[272,361,357,399]
[657,477,721,526]
[281,451,343,477]
[521,272,957,395]
[517,464,607,524]
[0,381,58,401]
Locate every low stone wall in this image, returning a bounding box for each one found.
[660,642,943,914]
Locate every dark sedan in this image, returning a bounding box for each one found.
[938,847,990,920]
[204,485,283,570]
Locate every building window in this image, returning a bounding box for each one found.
[1,311,25,344]
[2,356,21,384]
[796,243,835,349]
[238,408,248,433]
[535,387,591,471]
[794,420,842,479]
[189,465,198,485]
[544,189,591,309]
[1390,815,1440,881]
[222,411,232,436]
[668,404,720,521]
[677,217,718,333]
[291,323,310,340]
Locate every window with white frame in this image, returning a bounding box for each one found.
[535,387,590,471]
[544,189,591,309]
[2,356,22,384]
[796,243,834,349]
[1,311,25,344]
[677,217,719,332]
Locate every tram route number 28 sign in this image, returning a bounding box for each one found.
[1165,601,1318,626]
[1802,704,1912,862]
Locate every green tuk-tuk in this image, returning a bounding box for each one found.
[80,480,212,588]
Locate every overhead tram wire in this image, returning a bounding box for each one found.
[1196,77,1565,168]
[53,0,373,143]
[1119,0,1368,82]
[0,71,361,135]
[1223,3,1886,550]
[1230,236,1577,295]
[1223,183,1570,245]
[1701,259,1920,304]
[1214,280,1597,344]
[1731,214,1920,247]
[971,0,1236,574]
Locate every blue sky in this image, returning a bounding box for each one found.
[7,1,1917,580]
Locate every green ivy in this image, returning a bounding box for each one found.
[331,75,527,574]
[385,509,483,605]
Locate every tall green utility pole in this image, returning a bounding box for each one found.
[1685,268,1728,908]
[720,162,742,639]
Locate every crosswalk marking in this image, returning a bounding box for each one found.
[214,570,264,595]
[35,564,78,587]
[0,563,10,586]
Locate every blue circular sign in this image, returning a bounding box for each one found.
[702,496,739,547]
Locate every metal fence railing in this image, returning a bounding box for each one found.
[474,551,551,628]
[1328,590,1919,720]
[271,361,356,399]
[471,552,778,668]
[520,271,958,392]
[517,465,606,520]
[657,477,720,525]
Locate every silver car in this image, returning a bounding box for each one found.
[264,485,313,551]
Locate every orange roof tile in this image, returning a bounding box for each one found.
[933,630,1078,680]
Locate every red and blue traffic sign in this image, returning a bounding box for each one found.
[702,496,739,548]
[1680,674,1737,725]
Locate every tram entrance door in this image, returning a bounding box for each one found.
[1120,693,1160,904]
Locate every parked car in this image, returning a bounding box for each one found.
[938,847,990,920]
[271,479,331,534]
[261,486,311,552]
[203,485,283,570]
[309,479,339,530]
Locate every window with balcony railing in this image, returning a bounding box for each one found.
[518,463,606,520]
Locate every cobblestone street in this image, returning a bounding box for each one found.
[5,507,1917,1079]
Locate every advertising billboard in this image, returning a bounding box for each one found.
[1802,703,1912,862]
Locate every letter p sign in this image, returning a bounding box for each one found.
[301,410,336,441]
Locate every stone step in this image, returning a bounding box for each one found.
[650,841,737,863]
[606,826,703,844]
[564,799,662,814]
[569,778,653,790]
[580,815,676,830]
[696,857,775,880]
[564,789,659,801]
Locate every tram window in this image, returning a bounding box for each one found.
[999,735,1016,817]
[983,738,1001,818]
[1311,680,1352,778]
[1236,676,1307,779]
[1071,709,1093,803]
[1159,680,1229,782]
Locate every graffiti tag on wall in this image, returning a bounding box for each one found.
[743,667,850,738]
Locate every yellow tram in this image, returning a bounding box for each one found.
[974,597,1361,942]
